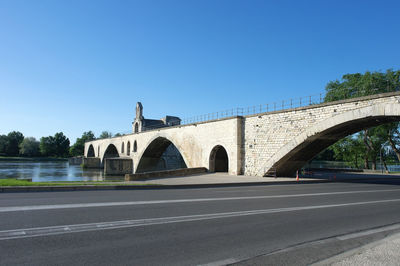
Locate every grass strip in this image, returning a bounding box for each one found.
[0,179,161,187]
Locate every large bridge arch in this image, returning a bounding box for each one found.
[102,143,120,163]
[135,136,189,173]
[264,103,400,177]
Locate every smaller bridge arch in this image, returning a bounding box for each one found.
[209,145,229,172]
[87,144,95,157]
[102,144,119,163]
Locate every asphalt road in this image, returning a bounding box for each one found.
[2,179,400,265]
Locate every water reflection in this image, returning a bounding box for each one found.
[0,161,123,182]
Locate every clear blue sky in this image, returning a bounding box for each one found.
[1,0,399,143]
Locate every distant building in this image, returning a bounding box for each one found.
[132,102,181,133]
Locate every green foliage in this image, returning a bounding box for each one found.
[99,131,112,139]
[322,69,400,169]
[69,131,96,157]
[19,137,40,157]
[40,132,70,157]
[4,131,24,156]
[0,131,72,158]
[40,136,56,156]
[324,69,400,102]
[330,136,365,168]
[54,132,70,157]
[0,135,7,155]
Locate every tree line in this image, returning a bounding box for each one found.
[0,130,123,158]
[316,69,400,170]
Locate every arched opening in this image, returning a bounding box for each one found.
[103,144,119,163]
[134,123,139,133]
[121,142,125,154]
[127,141,131,156]
[266,114,400,177]
[133,140,137,152]
[209,145,229,172]
[87,145,95,157]
[136,137,187,173]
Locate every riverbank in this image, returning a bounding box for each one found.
[0,156,68,161]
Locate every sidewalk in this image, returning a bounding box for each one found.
[124,172,318,185]
[318,232,400,265]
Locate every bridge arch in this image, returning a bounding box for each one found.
[102,144,119,163]
[87,144,95,157]
[209,145,229,172]
[136,136,187,173]
[264,103,400,177]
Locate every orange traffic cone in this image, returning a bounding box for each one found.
[296,170,299,181]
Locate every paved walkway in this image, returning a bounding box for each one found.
[125,172,315,185]
[319,232,400,265]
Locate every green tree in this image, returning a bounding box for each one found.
[39,136,56,156]
[70,131,96,156]
[40,132,70,157]
[54,132,70,157]
[99,131,112,139]
[5,131,24,156]
[325,70,400,102]
[324,69,400,169]
[331,136,365,169]
[19,137,40,157]
[0,135,7,155]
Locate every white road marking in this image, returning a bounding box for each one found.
[1,198,400,241]
[1,188,400,213]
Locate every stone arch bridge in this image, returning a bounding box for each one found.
[84,92,400,177]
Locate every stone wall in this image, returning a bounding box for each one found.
[83,158,101,168]
[104,158,133,175]
[243,93,400,176]
[85,116,242,175]
[85,92,400,177]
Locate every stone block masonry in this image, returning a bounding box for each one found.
[85,92,400,177]
[104,158,133,175]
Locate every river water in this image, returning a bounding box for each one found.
[0,161,123,182]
